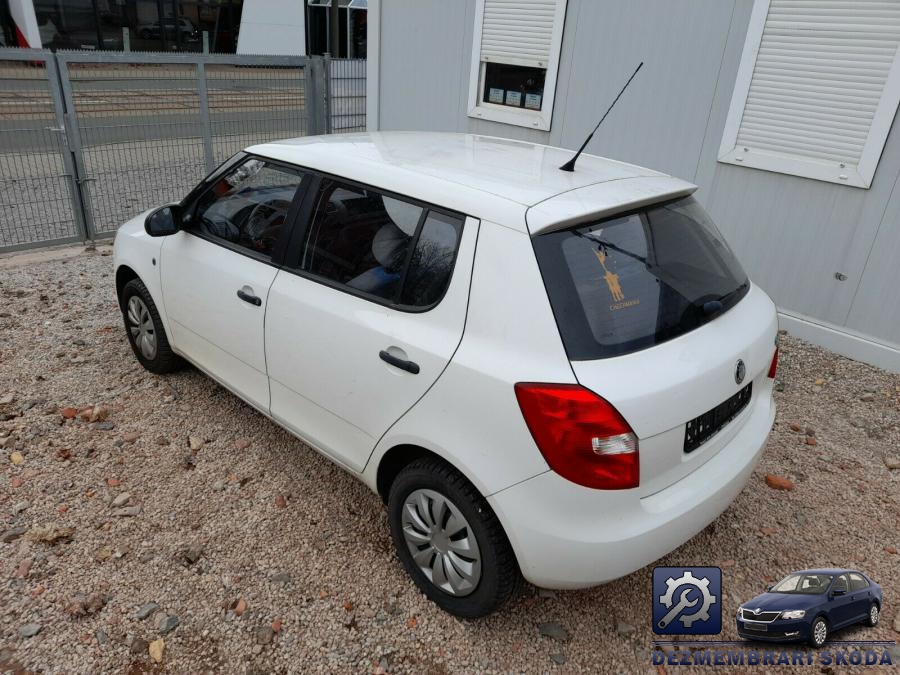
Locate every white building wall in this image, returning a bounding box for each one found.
[236,0,306,56]
[369,0,900,372]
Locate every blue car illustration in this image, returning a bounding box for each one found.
[736,569,882,647]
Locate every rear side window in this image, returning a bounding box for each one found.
[532,196,749,360]
[848,573,869,591]
[299,177,464,308]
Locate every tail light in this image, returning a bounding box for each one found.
[514,383,639,490]
[767,347,778,379]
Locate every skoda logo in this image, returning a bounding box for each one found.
[754,607,762,615]
[735,359,746,385]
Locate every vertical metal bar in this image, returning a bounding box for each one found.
[123,27,130,52]
[202,31,209,54]
[196,62,215,172]
[306,56,321,136]
[46,54,90,243]
[323,53,333,134]
[56,55,97,240]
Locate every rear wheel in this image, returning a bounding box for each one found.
[866,602,879,627]
[120,278,183,374]
[387,457,519,617]
[809,616,828,648]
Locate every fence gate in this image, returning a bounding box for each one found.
[0,49,88,252]
[0,49,366,253]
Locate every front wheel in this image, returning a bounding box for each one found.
[120,278,183,374]
[388,457,520,618]
[866,602,879,627]
[809,616,828,648]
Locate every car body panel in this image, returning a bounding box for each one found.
[265,216,480,473]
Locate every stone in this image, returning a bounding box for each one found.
[148,638,164,662]
[271,572,292,585]
[112,505,141,517]
[123,432,140,443]
[234,438,251,450]
[130,637,149,655]
[19,623,42,638]
[135,602,159,620]
[95,422,115,431]
[885,456,900,470]
[156,614,180,635]
[95,629,109,646]
[859,392,875,402]
[538,621,569,641]
[188,436,204,451]
[550,653,567,665]
[256,627,275,645]
[764,474,794,491]
[616,622,636,636]
[10,451,24,465]
[156,436,170,446]
[112,493,131,507]
[179,544,203,566]
[1,527,29,543]
[13,501,29,514]
[212,480,226,492]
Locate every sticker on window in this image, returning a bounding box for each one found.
[525,93,542,110]
[505,90,522,107]
[488,87,504,104]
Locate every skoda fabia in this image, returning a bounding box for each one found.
[114,132,778,617]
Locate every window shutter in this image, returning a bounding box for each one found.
[480,0,560,68]
[720,0,900,188]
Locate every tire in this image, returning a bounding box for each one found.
[388,457,520,618]
[120,278,183,374]
[809,616,828,648]
[866,602,879,627]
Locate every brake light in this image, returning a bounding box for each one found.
[514,383,639,490]
[768,347,778,379]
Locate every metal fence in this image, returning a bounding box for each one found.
[0,49,366,252]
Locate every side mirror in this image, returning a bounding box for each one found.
[145,204,181,237]
[832,586,847,596]
[766,586,773,592]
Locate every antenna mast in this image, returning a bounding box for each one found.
[559,61,644,172]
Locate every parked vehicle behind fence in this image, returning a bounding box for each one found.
[113,132,778,617]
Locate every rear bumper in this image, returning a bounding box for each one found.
[488,388,775,589]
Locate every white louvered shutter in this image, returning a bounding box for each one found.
[722,0,900,187]
[480,0,560,68]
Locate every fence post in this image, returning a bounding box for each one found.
[323,53,333,134]
[306,56,324,136]
[122,28,130,52]
[196,62,216,172]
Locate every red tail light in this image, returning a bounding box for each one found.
[767,347,778,379]
[514,383,639,490]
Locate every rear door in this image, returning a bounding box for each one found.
[531,195,778,494]
[265,175,478,472]
[161,157,308,411]
[847,572,873,622]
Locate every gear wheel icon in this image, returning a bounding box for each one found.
[658,570,717,628]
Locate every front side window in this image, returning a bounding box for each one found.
[533,195,749,360]
[298,178,464,307]
[189,159,305,259]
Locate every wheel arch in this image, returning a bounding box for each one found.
[115,264,139,306]
[375,443,477,503]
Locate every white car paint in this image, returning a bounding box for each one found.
[114,132,777,590]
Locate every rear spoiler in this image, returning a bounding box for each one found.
[525,176,697,235]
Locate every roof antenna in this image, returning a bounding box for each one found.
[559,61,644,172]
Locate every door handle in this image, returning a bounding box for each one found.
[237,288,261,306]
[379,350,419,374]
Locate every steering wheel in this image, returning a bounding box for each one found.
[245,201,289,251]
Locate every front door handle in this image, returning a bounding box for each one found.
[237,288,261,306]
[379,350,419,374]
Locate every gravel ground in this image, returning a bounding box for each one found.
[1,247,899,674]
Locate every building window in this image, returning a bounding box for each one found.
[719,0,900,189]
[467,0,568,131]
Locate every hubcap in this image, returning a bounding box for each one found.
[127,296,157,360]
[871,605,878,624]
[401,489,482,597]
[814,620,827,645]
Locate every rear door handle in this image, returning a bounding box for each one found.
[379,350,419,374]
[237,288,262,306]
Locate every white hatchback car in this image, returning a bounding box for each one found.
[114,132,777,617]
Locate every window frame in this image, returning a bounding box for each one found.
[719,0,900,189]
[466,0,568,131]
[180,154,312,267]
[281,170,469,314]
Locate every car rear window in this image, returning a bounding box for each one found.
[532,196,749,360]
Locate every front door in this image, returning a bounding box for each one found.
[161,157,307,411]
[266,176,477,471]
[827,574,856,628]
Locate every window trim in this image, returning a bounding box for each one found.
[719,0,900,189]
[180,154,311,267]
[466,0,568,131]
[281,169,469,314]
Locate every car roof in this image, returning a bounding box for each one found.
[791,568,856,575]
[247,132,694,231]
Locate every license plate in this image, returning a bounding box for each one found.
[684,383,752,453]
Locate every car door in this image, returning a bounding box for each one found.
[161,157,308,411]
[827,574,856,628]
[846,573,873,623]
[265,175,478,472]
